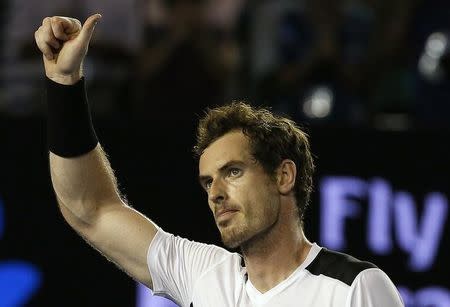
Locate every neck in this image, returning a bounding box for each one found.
[241,214,312,293]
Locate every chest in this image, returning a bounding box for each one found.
[190,271,349,307]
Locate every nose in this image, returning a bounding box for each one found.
[208,178,227,204]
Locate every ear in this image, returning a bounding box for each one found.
[276,159,296,195]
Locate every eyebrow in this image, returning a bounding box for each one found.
[198,160,245,186]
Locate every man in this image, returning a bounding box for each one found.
[34,14,404,306]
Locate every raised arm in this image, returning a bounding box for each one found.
[35,15,157,287]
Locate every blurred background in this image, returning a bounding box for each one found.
[0,0,449,306]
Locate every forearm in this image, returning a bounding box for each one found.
[46,76,121,226]
[50,144,123,225]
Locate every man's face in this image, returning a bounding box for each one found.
[199,131,280,248]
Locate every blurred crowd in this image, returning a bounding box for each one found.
[1,0,450,129]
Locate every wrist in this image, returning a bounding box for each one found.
[46,71,83,86]
[46,76,98,157]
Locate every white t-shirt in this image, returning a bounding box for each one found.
[147,228,404,307]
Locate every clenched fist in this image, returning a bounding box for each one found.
[35,14,102,85]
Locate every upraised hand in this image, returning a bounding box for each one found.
[34,14,102,85]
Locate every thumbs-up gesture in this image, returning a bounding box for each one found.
[35,14,102,85]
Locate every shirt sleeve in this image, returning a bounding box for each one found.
[347,268,404,307]
[147,227,231,307]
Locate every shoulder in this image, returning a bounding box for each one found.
[149,228,233,262]
[349,268,404,306]
[305,247,377,286]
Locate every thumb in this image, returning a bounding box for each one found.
[78,13,102,45]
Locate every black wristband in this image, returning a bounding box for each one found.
[46,77,99,157]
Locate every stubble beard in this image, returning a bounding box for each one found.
[218,184,280,249]
[219,204,279,249]
[220,221,249,249]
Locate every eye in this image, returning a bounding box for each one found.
[205,180,212,190]
[229,168,241,177]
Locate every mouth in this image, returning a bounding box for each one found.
[215,209,239,223]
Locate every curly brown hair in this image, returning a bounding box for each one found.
[193,102,315,225]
